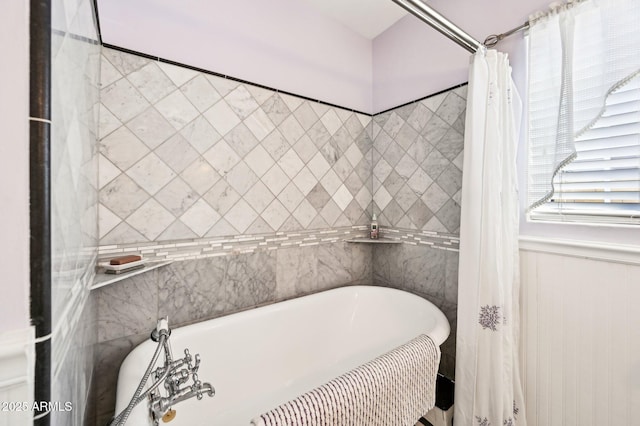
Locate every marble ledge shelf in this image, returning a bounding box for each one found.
[344,237,403,244]
[91,260,173,291]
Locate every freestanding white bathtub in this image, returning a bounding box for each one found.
[114,285,450,425]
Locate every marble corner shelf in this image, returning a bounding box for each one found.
[91,260,173,291]
[345,237,403,244]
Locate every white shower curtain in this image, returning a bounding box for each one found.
[454,49,525,426]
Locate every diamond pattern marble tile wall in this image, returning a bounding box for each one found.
[98,48,373,244]
[371,86,466,234]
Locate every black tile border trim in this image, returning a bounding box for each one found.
[102,43,373,116]
[101,43,467,117]
[30,0,52,422]
[375,82,468,116]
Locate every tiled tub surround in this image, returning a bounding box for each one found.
[50,0,100,422]
[98,48,374,245]
[372,86,466,234]
[91,46,465,423]
[90,241,373,425]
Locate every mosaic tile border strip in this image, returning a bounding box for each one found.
[98,226,370,263]
[380,227,459,252]
[97,225,458,265]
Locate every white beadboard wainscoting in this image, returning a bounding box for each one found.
[519,239,640,426]
[0,327,34,426]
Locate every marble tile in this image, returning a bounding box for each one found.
[435,128,464,161]
[382,112,404,138]
[421,92,447,112]
[422,149,450,181]
[180,199,220,236]
[155,133,200,174]
[180,116,221,154]
[98,154,120,189]
[435,199,461,233]
[226,161,259,195]
[244,108,276,141]
[406,136,433,166]
[262,94,291,126]
[100,221,148,245]
[308,151,331,180]
[435,92,466,126]
[126,107,176,150]
[157,62,198,87]
[99,204,121,238]
[154,177,198,216]
[225,85,259,120]
[155,90,200,130]
[96,270,159,342]
[320,109,342,136]
[126,152,176,195]
[100,78,150,123]
[125,198,175,240]
[126,62,177,104]
[292,198,317,228]
[278,182,305,213]
[394,123,419,151]
[225,123,260,158]
[244,181,276,214]
[293,166,317,196]
[99,54,123,88]
[421,114,449,145]
[205,74,238,97]
[344,171,363,196]
[103,49,148,76]
[406,102,434,133]
[180,157,220,196]
[99,174,148,219]
[203,140,241,175]
[402,244,445,299]
[406,167,433,196]
[395,153,420,180]
[157,258,225,325]
[261,199,290,230]
[180,75,221,112]
[98,104,121,139]
[292,135,318,163]
[293,102,319,131]
[225,199,259,233]
[245,145,276,178]
[261,164,290,196]
[332,184,354,211]
[382,199,404,226]
[92,333,148,425]
[445,250,459,305]
[374,186,392,211]
[278,148,305,179]
[317,242,372,290]
[157,220,197,241]
[203,179,241,215]
[203,99,241,136]
[262,129,291,161]
[319,168,342,197]
[406,199,433,229]
[421,182,450,213]
[436,163,463,196]
[382,141,405,168]
[278,115,305,145]
[100,126,149,170]
[275,246,318,299]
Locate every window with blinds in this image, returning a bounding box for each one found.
[530,75,640,224]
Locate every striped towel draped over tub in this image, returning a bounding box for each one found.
[250,334,441,426]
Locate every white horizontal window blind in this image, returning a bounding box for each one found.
[531,76,640,223]
[527,0,640,225]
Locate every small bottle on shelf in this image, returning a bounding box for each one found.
[370,213,379,240]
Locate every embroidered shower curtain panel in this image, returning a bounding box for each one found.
[454,49,525,426]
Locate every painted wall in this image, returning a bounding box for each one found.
[0,0,30,334]
[98,0,373,113]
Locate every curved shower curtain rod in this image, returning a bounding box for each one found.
[391,0,528,52]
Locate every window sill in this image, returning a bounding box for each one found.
[519,236,640,266]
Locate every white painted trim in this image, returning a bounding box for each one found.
[0,327,34,393]
[519,236,640,265]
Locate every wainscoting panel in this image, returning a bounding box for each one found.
[520,248,640,426]
[0,328,34,426]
